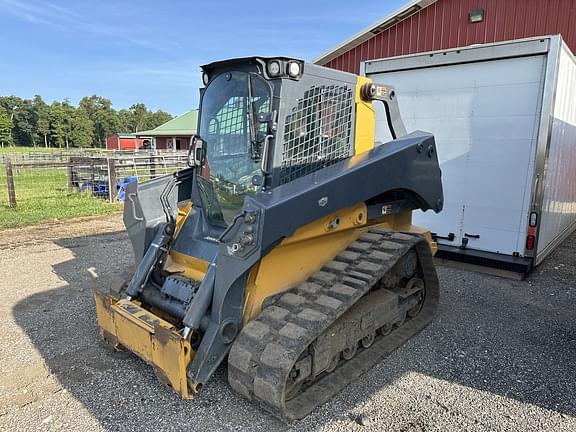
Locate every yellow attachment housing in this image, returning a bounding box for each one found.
[164,251,209,282]
[93,290,197,399]
[174,202,193,236]
[354,76,376,155]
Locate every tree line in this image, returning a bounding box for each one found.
[0,95,173,148]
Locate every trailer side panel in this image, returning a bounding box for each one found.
[537,44,576,264]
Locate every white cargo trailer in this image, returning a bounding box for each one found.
[362,35,576,274]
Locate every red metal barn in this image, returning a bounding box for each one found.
[106,133,145,150]
[315,0,576,73]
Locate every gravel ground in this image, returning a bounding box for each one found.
[0,214,575,431]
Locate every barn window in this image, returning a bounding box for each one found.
[469,9,485,23]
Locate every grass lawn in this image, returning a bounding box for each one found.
[0,165,120,230]
[0,146,105,154]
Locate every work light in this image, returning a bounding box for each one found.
[287,61,301,78]
[267,60,281,77]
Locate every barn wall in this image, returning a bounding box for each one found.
[154,137,190,150]
[105,135,144,150]
[325,0,576,74]
[155,137,169,149]
[118,137,144,150]
[105,135,119,150]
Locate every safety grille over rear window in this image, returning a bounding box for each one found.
[280,85,354,184]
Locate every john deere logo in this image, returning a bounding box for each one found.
[381,204,393,215]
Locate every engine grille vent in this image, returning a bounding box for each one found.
[280,85,354,184]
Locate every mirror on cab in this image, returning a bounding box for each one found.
[187,135,207,167]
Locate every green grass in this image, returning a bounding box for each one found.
[0,166,120,230]
[0,146,57,154]
[0,146,105,155]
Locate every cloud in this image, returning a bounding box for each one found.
[45,2,80,18]
[0,0,74,26]
[0,0,173,52]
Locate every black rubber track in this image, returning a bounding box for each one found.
[227,229,439,421]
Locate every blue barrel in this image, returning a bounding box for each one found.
[117,176,138,201]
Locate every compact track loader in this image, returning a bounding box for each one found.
[94,57,443,420]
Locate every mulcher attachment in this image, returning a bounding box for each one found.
[228,229,439,420]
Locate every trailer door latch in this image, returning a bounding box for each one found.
[431,232,455,242]
[464,233,480,239]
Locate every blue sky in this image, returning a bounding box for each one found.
[0,0,405,115]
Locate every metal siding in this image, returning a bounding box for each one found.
[390,24,397,57]
[369,36,376,59]
[524,0,537,37]
[325,0,576,74]
[416,8,427,52]
[513,1,526,39]
[381,28,388,58]
[423,5,434,52]
[502,0,517,41]
[569,1,576,46]
[558,2,571,43]
[546,0,560,33]
[440,1,450,49]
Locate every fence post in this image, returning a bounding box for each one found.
[149,155,156,179]
[90,159,95,194]
[67,159,75,191]
[5,158,17,208]
[107,157,117,203]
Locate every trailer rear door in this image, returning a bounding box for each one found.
[368,55,546,255]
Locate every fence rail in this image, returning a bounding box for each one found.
[1,151,189,214]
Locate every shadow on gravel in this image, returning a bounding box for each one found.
[12,230,576,431]
[12,230,287,432]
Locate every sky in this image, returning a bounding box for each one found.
[0,0,406,115]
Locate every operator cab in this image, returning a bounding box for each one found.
[190,57,355,229]
[192,58,291,226]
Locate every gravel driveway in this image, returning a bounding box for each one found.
[0,214,574,431]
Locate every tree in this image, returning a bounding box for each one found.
[15,99,37,146]
[0,96,35,147]
[61,98,77,148]
[130,103,150,132]
[0,96,23,120]
[0,93,174,148]
[149,110,173,129]
[33,95,50,147]
[116,105,173,133]
[49,102,67,148]
[79,95,118,147]
[116,109,133,132]
[0,107,13,147]
[69,108,94,147]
